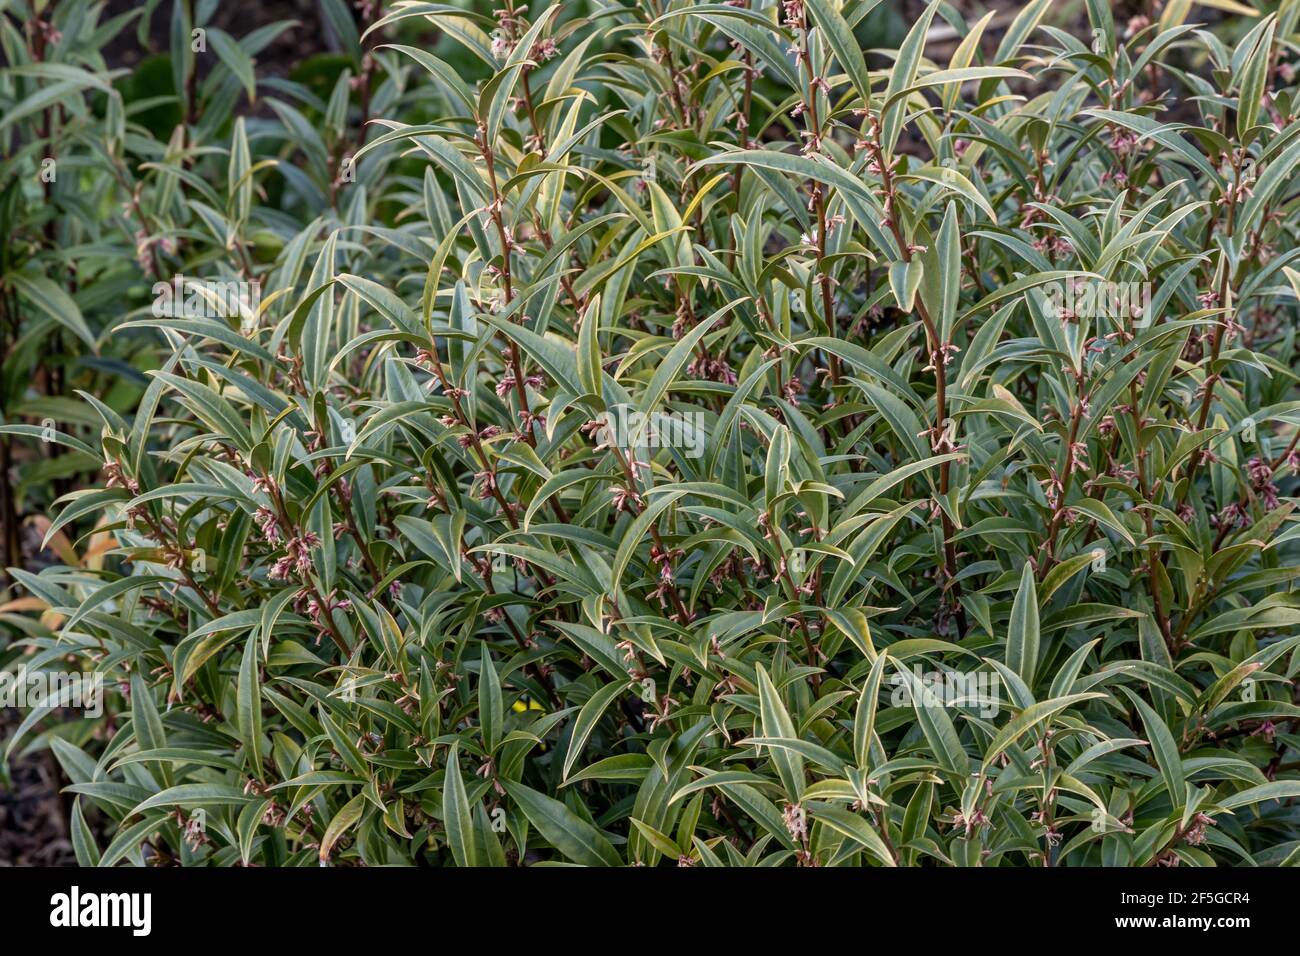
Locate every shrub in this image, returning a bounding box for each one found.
[3,0,1300,868]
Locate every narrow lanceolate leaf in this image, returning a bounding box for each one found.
[1216,781,1300,813]
[7,273,96,348]
[442,743,478,867]
[478,644,503,753]
[754,663,805,800]
[1235,15,1275,138]
[635,310,726,426]
[1125,690,1187,812]
[129,785,254,815]
[562,679,629,781]
[1006,562,1040,688]
[934,203,961,339]
[894,664,969,778]
[981,694,1107,770]
[803,0,872,107]
[808,803,895,866]
[499,780,622,867]
[319,793,366,864]
[237,634,264,780]
[765,425,790,511]
[898,167,995,223]
[209,28,256,103]
[70,799,101,867]
[853,653,889,770]
[577,293,602,397]
[881,0,940,158]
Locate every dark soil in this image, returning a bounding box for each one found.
[0,709,73,866]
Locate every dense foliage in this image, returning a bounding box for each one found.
[3,0,1300,867]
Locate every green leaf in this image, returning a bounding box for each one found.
[562,679,629,781]
[808,802,895,866]
[981,694,1106,770]
[499,779,622,866]
[319,793,366,863]
[209,28,256,103]
[1006,562,1040,687]
[443,742,478,867]
[803,0,873,106]
[237,634,264,781]
[898,166,995,223]
[755,663,805,799]
[1235,14,1275,138]
[479,644,503,753]
[881,0,940,158]
[1217,781,1300,812]
[1125,690,1187,812]
[894,664,969,778]
[8,273,96,349]
[129,785,254,815]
